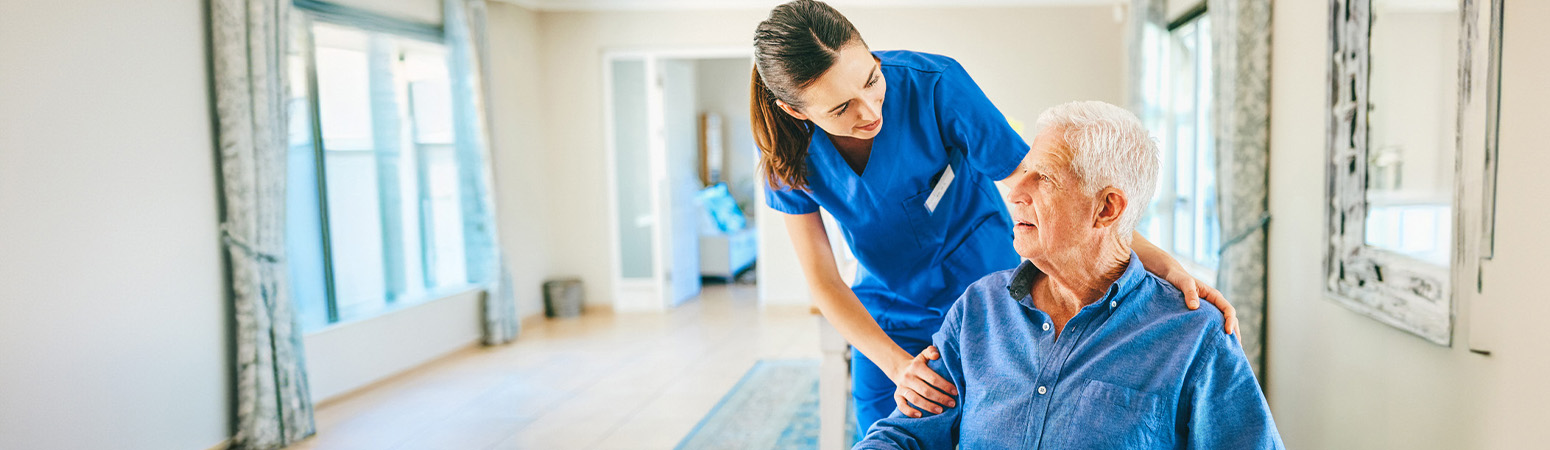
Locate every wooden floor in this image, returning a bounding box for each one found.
[287,283,821,450]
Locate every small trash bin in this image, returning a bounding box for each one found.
[543,278,585,318]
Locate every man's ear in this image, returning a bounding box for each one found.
[1094,187,1127,229]
[775,99,810,122]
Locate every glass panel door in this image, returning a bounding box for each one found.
[611,59,659,295]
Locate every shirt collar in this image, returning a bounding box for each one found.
[1006,251,1149,310]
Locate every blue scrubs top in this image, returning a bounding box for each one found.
[765,50,1028,336]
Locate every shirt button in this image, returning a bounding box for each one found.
[1037,386,1047,395]
[1042,322,1051,331]
[1110,301,1118,308]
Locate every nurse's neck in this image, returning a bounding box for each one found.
[830,134,873,176]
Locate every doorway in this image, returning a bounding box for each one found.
[604,49,761,312]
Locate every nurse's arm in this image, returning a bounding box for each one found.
[1132,232,1239,334]
[782,212,959,416]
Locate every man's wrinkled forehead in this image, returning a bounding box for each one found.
[1022,129,1075,173]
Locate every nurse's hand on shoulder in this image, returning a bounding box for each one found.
[890,346,958,418]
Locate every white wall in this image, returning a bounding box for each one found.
[534,5,1124,309]
[756,187,811,305]
[487,1,552,319]
[0,0,553,447]
[1264,1,1550,449]
[0,0,230,449]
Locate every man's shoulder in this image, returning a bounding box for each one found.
[1121,274,1250,386]
[1128,273,1229,342]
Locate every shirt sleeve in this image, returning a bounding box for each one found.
[852,304,966,450]
[932,58,1030,181]
[1183,333,1286,450]
[764,183,820,215]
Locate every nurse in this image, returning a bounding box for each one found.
[749,0,1240,436]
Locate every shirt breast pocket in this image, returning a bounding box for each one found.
[900,160,957,249]
[1058,380,1168,449]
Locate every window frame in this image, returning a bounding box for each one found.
[1141,4,1220,281]
[291,0,470,329]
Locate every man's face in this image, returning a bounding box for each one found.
[1004,131,1102,266]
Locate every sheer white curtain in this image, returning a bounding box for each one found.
[446,0,521,345]
[209,0,316,447]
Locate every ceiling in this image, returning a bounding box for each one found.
[497,0,1119,12]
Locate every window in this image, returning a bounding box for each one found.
[287,9,471,331]
[1138,8,1219,275]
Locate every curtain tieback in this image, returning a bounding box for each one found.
[1217,213,1271,255]
[220,223,283,264]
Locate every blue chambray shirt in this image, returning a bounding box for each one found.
[855,253,1284,450]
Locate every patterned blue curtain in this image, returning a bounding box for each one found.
[1207,0,1272,378]
[446,0,521,345]
[209,0,316,447]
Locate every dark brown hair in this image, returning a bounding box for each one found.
[751,0,865,190]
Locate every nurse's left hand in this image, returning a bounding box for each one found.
[1165,271,1238,336]
[890,346,957,418]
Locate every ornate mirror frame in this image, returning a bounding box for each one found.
[1325,0,1503,346]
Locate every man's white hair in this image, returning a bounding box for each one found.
[1033,101,1160,244]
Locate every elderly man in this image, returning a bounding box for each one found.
[853,101,1282,450]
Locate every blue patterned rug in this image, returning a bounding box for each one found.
[676,359,856,450]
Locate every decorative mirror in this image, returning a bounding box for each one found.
[1326,0,1502,345]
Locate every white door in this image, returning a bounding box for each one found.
[658,58,703,307]
[608,56,703,311]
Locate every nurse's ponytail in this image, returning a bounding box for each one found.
[750,0,864,191]
[750,69,812,191]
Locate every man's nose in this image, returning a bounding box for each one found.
[1006,176,1031,204]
